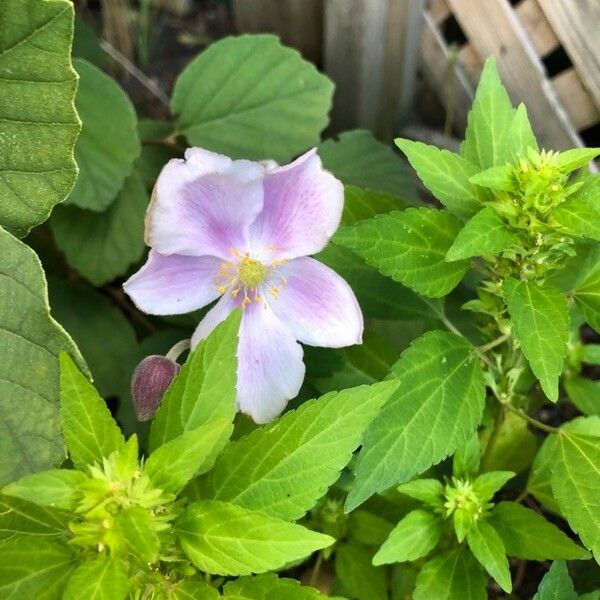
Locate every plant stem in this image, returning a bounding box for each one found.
[309,552,323,588]
[505,404,559,434]
[166,339,190,362]
[439,313,494,368]
[481,406,505,466]
[478,333,510,353]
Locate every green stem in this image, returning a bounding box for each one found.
[440,313,495,368]
[481,406,505,466]
[478,333,510,354]
[309,552,323,588]
[505,404,559,434]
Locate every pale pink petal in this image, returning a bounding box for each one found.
[269,257,363,347]
[191,292,238,347]
[249,149,344,260]
[146,148,265,259]
[123,250,222,315]
[236,302,305,424]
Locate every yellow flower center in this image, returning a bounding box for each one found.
[238,257,267,287]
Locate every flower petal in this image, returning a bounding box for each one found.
[191,291,238,347]
[250,149,344,260]
[268,257,363,347]
[236,302,305,424]
[146,147,265,259]
[124,250,222,315]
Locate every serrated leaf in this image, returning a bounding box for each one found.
[68,59,140,211]
[172,35,332,163]
[503,278,569,401]
[396,479,444,509]
[555,148,600,173]
[319,129,417,200]
[0,0,80,237]
[461,57,515,169]
[334,208,468,298]
[552,430,600,561]
[469,164,516,192]
[373,510,441,565]
[223,574,326,599]
[446,207,518,261]
[175,500,333,576]
[3,469,87,511]
[573,254,600,333]
[63,557,128,600]
[0,494,71,540]
[413,548,486,600]
[533,561,578,600]
[509,103,538,156]
[346,331,485,511]
[466,520,512,592]
[489,501,590,560]
[144,418,232,494]
[59,353,124,470]
[0,227,85,484]
[50,170,148,286]
[341,185,405,227]
[0,537,76,599]
[395,138,483,218]
[170,579,220,600]
[552,197,600,241]
[149,311,240,451]
[472,471,514,503]
[111,506,160,563]
[194,381,398,521]
[336,542,387,600]
[565,377,600,415]
[453,434,481,478]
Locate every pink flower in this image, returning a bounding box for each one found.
[124,148,363,423]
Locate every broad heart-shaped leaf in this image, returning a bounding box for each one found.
[3,469,87,511]
[59,353,125,470]
[446,207,519,261]
[335,542,387,600]
[503,278,569,401]
[373,509,442,565]
[172,34,333,163]
[193,381,398,521]
[413,548,487,600]
[488,501,590,560]
[63,557,129,600]
[0,0,80,237]
[68,59,140,211]
[565,377,600,416]
[175,500,334,576]
[340,185,405,227]
[50,170,148,286]
[150,311,240,451]
[461,57,515,169]
[0,537,77,599]
[0,494,71,540]
[318,130,417,201]
[552,430,600,561]
[334,208,469,298]
[346,331,485,511]
[552,197,600,242]
[395,139,484,219]
[144,418,232,494]
[223,574,327,599]
[466,520,512,593]
[0,227,85,485]
[533,561,578,600]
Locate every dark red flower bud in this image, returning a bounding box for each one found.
[131,355,180,421]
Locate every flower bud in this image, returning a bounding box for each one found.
[131,355,179,421]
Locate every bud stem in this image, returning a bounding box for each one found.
[166,339,191,362]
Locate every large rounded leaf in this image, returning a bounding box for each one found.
[0,0,80,237]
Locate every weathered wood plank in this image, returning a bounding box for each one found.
[552,69,600,131]
[427,0,451,23]
[515,0,559,57]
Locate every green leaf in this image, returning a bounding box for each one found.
[395,138,483,218]
[552,197,600,241]
[170,579,220,600]
[63,557,129,600]
[573,254,600,333]
[509,103,538,156]
[0,537,76,599]
[489,501,590,560]
[149,311,240,450]
[0,0,80,237]
[50,170,148,285]
[336,542,387,600]
[453,434,481,478]
[0,494,71,540]
[175,500,333,576]
[413,548,487,600]
[396,479,444,509]
[72,17,104,66]
[341,185,405,227]
[503,278,569,401]
[347,511,394,547]
[3,469,87,511]
[172,35,332,163]
[446,207,518,261]
[583,344,600,364]
[373,510,442,565]
[466,519,512,592]
[0,227,85,484]
[469,164,516,192]
[59,353,124,470]
[472,471,514,502]
[318,129,417,200]
[533,561,578,600]
[223,574,326,599]
[346,331,485,511]
[555,148,600,173]
[565,377,600,416]
[111,506,160,563]
[144,418,232,494]
[335,208,468,298]
[461,57,515,169]
[552,429,600,561]
[68,59,140,211]
[194,381,398,521]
